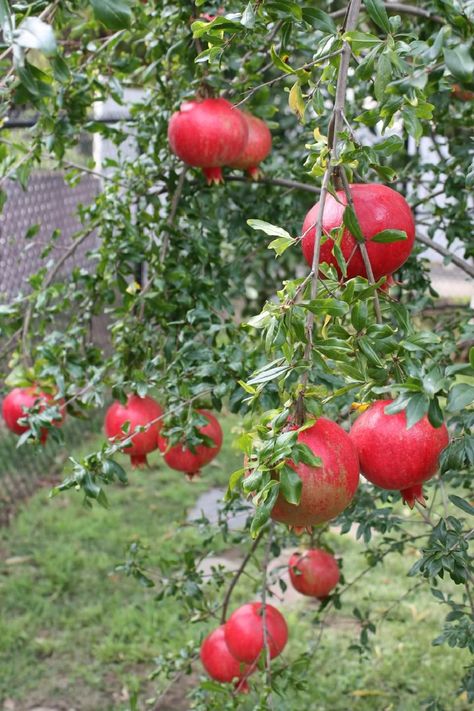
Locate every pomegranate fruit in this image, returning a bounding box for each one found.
[301,183,415,280]
[349,399,449,507]
[104,394,163,468]
[2,387,65,444]
[230,112,272,179]
[288,549,340,599]
[200,625,251,692]
[158,409,222,479]
[224,602,288,663]
[168,98,248,184]
[270,418,359,534]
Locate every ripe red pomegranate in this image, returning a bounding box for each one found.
[270,418,359,534]
[168,98,248,184]
[104,394,163,468]
[200,625,251,692]
[349,399,449,507]
[288,549,340,599]
[224,602,288,663]
[301,184,415,280]
[2,387,65,444]
[230,112,272,179]
[157,409,222,478]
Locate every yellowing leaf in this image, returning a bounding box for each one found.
[313,127,328,143]
[351,402,371,412]
[126,280,141,294]
[351,689,388,698]
[289,81,305,122]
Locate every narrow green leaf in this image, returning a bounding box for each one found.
[444,45,474,83]
[374,53,391,102]
[405,394,429,429]
[268,235,296,256]
[241,1,256,28]
[91,0,131,30]
[270,45,294,74]
[279,466,302,505]
[301,7,337,34]
[371,229,407,243]
[247,219,292,239]
[446,383,474,412]
[427,397,444,429]
[448,495,474,517]
[343,205,365,243]
[364,0,391,34]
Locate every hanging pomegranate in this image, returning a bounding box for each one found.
[288,549,340,599]
[230,112,272,179]
[224,602,288,664]
[270,418,359,534]
[2,386,65,444]
[349,399,449,507]
[200,625,252,692]
[168,98,248,184]
[104,394,163,468]
[157,409,222,479]
[301,184,415,280]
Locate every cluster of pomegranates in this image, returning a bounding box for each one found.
[1,388,223,478]
[200,602,288,691]
[103,394,223,476]
[244,403,448,537]
[168,97,272,184]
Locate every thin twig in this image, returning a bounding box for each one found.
[261,521,275,707]
[220,530,264,624]
[224,174,321,195]
[415,234,474,278]
[338,167,382,323]
[330,2,443,24]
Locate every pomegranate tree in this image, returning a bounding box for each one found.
[2,387,65,444]
[230,112,272,179]
[200,625,251,692]
[104,394,163,468]
[168,98,248,184]
[349,399,449,507]
[224,602,288,663]
[288,549,340,599]
[270,418,359,534]
[157,409,222,478]
[301,184,415,280]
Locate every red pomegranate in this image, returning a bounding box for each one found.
[158,409,222,479]
[200,625,251,692]
[349,399,449,507]
[168,98,248,184]
[270,418,359,534]
[301,184,415,280]
[104,394,163,468]
[288,549,340,599]
[2,387,65,444]
[230,112,272,179]
[224,602,288,663]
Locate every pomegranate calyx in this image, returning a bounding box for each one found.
[246,166,263,181]
[401,483,426,509]
[185,469,201,481]
[130,453,149,469]
[202,166,224,185]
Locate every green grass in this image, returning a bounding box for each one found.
[0,414,470,710]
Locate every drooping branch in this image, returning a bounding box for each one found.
[330,3,444,24]
[220,530,264,624]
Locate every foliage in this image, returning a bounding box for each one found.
[0,0,473,708]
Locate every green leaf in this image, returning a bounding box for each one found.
[247,219,292,239]
[351,301,368,331]
[288,81,305,122]
[15,17,57,55]
[374,53,391,102]
[427,397,444,429]
[293,443,322,467]
[268,235,296,256]
[444,45,474,83]
[302,297,349,317]
[0,0,13,32]
[343,31,382,52]
[358,336,384,367]
[373,135,404,155]
[91,0,131,30]
[446,384,474,413]
[279,466,302,505]
[448,495,474,517]
[241,2,256,28]
[343,205,365,243]
[371,229,407,243]
[302,7,336,33]
[270,45,294,74]
[242,469,262,493]
[405,393,429,429]
[364,0,391,34]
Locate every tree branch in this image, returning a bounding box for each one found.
[224,174,321,196]
[220,530,264,624]
[415,234,474,278]
[261,521,275,707]
[330,3,444,25]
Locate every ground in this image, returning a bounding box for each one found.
[0,415,470,711]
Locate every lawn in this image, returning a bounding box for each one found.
[0,414,470,710]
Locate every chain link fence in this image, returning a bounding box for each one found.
[0,172,105,524]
